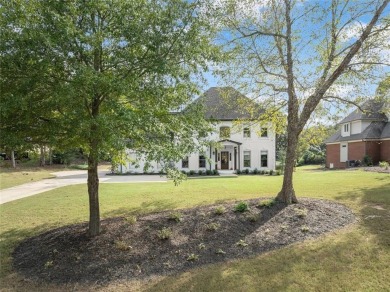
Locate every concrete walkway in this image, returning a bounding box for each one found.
[0,170,167,205]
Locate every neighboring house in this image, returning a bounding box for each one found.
[119,87,276,173]
[325,100,390,168]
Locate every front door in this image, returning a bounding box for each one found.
[340,142,348,162]
[221,151,229,169]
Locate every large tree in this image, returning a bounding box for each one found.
[214,0,389,203]
[1,0,219,236]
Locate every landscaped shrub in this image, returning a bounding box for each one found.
[214,206,226,215]
[246,213,259,222]
[236,169,241,175]
[234,201,249,212]
[189,170,195,175]
[213,169,219,175]
[168,211,182,222]
[258,199,275,208]
[379,161,389,170]
[363,155,373,166]
[275,170,281,175]
[252,168,258,174]
[206,222,220,231]
[269,169,274,175]
[294,208,308,218]
[264,170,269,175]
[244,168,250,174]
[157,227,172,240]
[206,169,212,175]
[181,170,187,175]
[198,170,204,175]
[260,170,265,175]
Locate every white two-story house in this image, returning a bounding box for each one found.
[119,87,276,173]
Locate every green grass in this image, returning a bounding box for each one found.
[0,167,58,190]
[0,166,389,291]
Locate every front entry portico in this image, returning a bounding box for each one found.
[215,139,242,171]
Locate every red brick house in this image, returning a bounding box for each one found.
[325,100,390,168]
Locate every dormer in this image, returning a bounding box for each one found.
[341,123,350,137]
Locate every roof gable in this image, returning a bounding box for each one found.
[194,87,263,120]
[339,99,388,124]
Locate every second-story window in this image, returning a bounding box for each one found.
[243,127,251,138]
[344,123,349,133]
[220,126,231,138]
[261,127,268,137]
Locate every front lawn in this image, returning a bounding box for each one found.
[0,167,59,190]
[0,167,389,291]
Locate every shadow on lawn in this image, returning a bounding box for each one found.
[334,180,390,248]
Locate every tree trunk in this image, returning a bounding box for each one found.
[11,150,16,168]
[48,147,52,165]
[87,149,100,237]
[275,130,299,204]
[39,145,46,166]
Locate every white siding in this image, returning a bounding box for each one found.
[351,120,361,135]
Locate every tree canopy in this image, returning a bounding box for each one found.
[212,0,389,203]
[0,0,221,235]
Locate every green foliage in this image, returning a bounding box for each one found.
[244,169,250,174]
[114,240,131,251]
[189,170,196,176]
[168,211,183,223]
[363,155,373,166]
[294,208,308,218]
[258,199,276,208]
[214,206,226,215]
[213,169,219,175]
[124,216,137,225]
[234,202,249,212]
[206,169,212,175]
[157,227,172,240]
[246,213,259,222]
[1,0,221,233]
[236,169,241,174]
[186,254,199,261]
[236,239,248,247]
[198,170,204,176]
[252,168,259,174]
[206,222,220,231]
[379,161,389,170]
[269,170,274,175]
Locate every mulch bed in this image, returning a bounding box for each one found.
[13,198,355,285]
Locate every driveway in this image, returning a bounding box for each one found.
[0,170,167,205]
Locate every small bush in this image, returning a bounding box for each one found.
[157,227,172,240]
[258,199,276,208]
[115,240,131,251]
[379,161,389,170]
[275,170,281,176]
[252,168,258,174]
[215,248,226,254]
[205,169,212,175]
[264,170,269,175]
[301,226,310,232]
[260,170,265,175]
[189,170,195,175]
[213,169,219,175]
[234,201,249,212]
[181,170,187,175]
[198,170,204,175]
[168,211,183,222]
[236,169,241,175]
[246,213,259,222]
[236,239,248,247]
[214,206,226,215]
[244,168,250,174]
[124,215,137,225]
[206,222,220,231]
[269,169,274,175]
[294,208,308,218]
[362,155,373,166]
[187,254,199,261]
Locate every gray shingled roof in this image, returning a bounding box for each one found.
[194,87,263,120]
[339,99,388,124]
[325,121,388,143]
